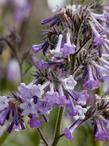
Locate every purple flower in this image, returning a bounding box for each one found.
[71,90,89,105]
[57,95,70,107]
[17,82,44,101]
[64,128,73,141]
[67,92,88,120]
[0,96,25,132]
[20,101,38,116]
[0,96,10,126]
[64,120,80,140]
[95,130,109,142]
[91,60,109,79]
[84,65,99,90]
[18,82,50,116]
[35,60,49,70]
[44,83,70,108]
[68,104,78,117]
[62,75,77,91]
[41,15,59,26]
[18,81,51,116]
[84,80,99,90]
[9,104,25,132]
[0,109,10,126]
[94,35,104,46]
[50,33,76,59]
[93,35,104,57]
[32,43,43,53]
[45,91,59,106]
[91,13,106,21]
[7,109,25,133]
[36,100,52,115]
[8,120,25,133]
[29,115,42,128]
[89,20,109,54]
[95,118,109,142]
[32,57,49,70]
[45,91,69,107]
[62,31,76,57]
[69,104,87,120]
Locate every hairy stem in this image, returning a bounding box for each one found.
[37,128,49,146]
[52,107,64,146]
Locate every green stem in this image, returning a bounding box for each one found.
[37,128,49,146]
[52,107,64,146]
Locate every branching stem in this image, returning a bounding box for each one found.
[37,128,49,146]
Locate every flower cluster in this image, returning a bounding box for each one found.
[1,2,109,144]
[31,3,109,142]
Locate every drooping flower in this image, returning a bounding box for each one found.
[68,103,88,120]
[89,19,109,55]
[62,31,76,57]
[84,65,99,90]
[35,60,49,70]
[41,15,59,26]
[95,117,109,142]
[64,120,81,140]
[28,115,42,129]
[32,43,44,53]
[70,90,89,106]
[91,60,109,80]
